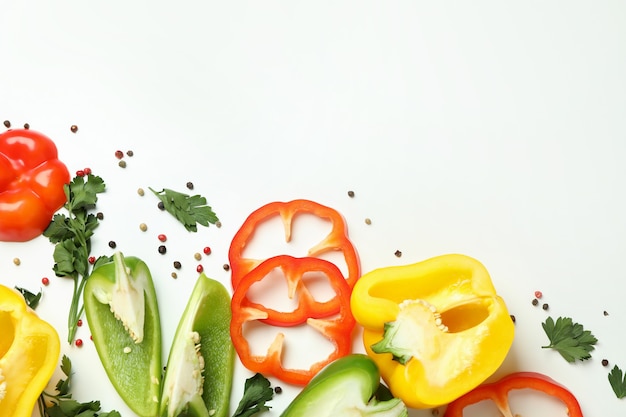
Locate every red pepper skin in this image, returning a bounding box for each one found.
[443,372,584,417]
[230,254,355,386]
[228,199,360,290]
[0,129,69,242]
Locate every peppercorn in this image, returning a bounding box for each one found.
[171,272,178,279]
[194,252,202,261]
[158,201,165,210]
[394,250,402,257]
[42,277,50,286]
[510,315,516,323]
[139,223,148,232]
[215,221,222,228]
[97,212,104,220]
[196,264,204,273]
[173,261,182,269]
[158,245,167,254]
[604,310,609,316]
[137,188,145,196]
[83,167,92,175]
[274,386,283,394]
[70,124,78,133]
[223,264,230,271]
[118,160,127,168]
[365,218,372,225]
[534,290,543,299]
[108,241,117,249]
[75,339,83,347]
[115,150,124,159]
[347,190,355,198]
[542,303,549,311]
[186,181,194,190]
[203,246,212,255]
[3,120,10,128]
[158,234,167,242]
[126,150,134,157]
[23,123,30,129]
[532,298,539,306]
[602,359,609,367]
[12,257,20,266]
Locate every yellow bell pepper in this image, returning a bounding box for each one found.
[350,254,514,409]
[0,283,60,417]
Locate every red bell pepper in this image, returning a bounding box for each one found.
[228,199,360,290]
[0,129,70,242]
[230,254,355,386]
[443,371,584,417]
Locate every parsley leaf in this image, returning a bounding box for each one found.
[541,316,597,362]
[232,373,274,417]
[609,365,626,399]
[14,286,42,309]
[43,173,106,343]
[149,187,219,232]
[39,355,121,417]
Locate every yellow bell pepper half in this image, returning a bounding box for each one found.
[350,254,514,409]
[0,283,60,417]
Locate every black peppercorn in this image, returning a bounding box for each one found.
[97,212,104,220]
[542,303,549,311]
[158,245,167,254]
[274,386,282,394]
[3,120,10,128]
[347,190,355,198]
[532,298,539,306]
[158,201,165,210]
[602,359,609,367]
[394,250,402,257]
[173,261,182,269]
[186,181,194,190]
[108,241,117,248]
[70,125,78,133]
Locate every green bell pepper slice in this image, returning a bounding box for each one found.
[160,273,235,417]
[84,252,162,417]
[280,354,408,417]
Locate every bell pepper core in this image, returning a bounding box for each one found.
[160,273,235,417]
[350,254,515,409]
[0,129,70,242]
[443,371,584,417]
[0,283,61,417]
[280,354,408,417]
[228,199,360,292]
[230,254,355,385]
[84,252,162,417]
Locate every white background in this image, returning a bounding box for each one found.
[1,1,626,416]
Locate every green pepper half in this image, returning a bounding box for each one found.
[160,273,235,417]
[84,252,162,417]
[280,354,408,417]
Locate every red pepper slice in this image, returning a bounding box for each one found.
[443,372,584,417]
[228,199,360,290]
[0,129,70,242]
[230,254,355,385]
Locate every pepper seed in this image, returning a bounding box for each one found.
[139,223,148,232]
[274,386,282,394]
[23,123,30,129]
[347,190,355,198]
[158,245,167,254]
[70,124,78,133]
[3,120,10,128]
[602,359,609,367]
[542,303,549,311]
[97,212,104,220]
[365,218,372,225]
[171,272,178,279]
[158,201,165,210]
[13,257,20,266]
[194,252,202,261]
[126,150,134,157]
[531,298,539,306]
[394,250,402,257]
[118,160,127,168]
[173,261,182,269]
[186,181,194,190]
[108,241,117,249]
[215,221,222,228]
[223,264,230,271]
[510,315,516,323]
[137,188,145,196]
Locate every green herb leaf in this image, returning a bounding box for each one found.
[609,365,626,399]
[44,173,106,344]
[541,316,597,362]
[14,286,42,309]
[232,373,274,417]
[149,187,219,232]
[40,356,120,417]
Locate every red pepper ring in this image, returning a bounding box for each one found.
[228,199,360,290]
[230,255,356,386]
[235,254,350,326]
[443,372,584,417]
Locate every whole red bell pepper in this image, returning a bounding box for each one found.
[228,199,360,290]
[443,371,584,417]
[0,129,70,242]
[230,254,355,386]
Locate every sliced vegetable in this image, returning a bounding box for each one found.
[160,273,235,417]
[0,283,60,417]
[280,354,408,417]
[228,199,360,292]
[0,128,70,242]
[84,252,161,417]
[442,372,583,417]
[350,254,514,408]
[230,255,355,385]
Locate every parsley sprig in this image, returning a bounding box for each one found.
[541,316,597,362]
[149,187,219,232]
[609,365,626,399]
[232,373,274,417]
[38,355,120,417]
[14,286,42,309]
[43,174,107,343]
